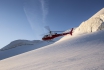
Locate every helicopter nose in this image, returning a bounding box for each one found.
[42,38,44,40]
[42,37,46,41]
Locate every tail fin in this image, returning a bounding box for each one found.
[69,28,73,35]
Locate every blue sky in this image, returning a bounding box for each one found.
[0,0,104,48]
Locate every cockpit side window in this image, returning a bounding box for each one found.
[44,35,48,38]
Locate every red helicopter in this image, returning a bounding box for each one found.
[42,27,73,41]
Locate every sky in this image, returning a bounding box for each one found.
[0,0,104,48]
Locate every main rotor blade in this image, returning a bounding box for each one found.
[51,31,64,32]
[45,26,51,32]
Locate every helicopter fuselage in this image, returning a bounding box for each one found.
[42,28,73,41]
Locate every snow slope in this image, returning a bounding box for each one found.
[0,30,104,70]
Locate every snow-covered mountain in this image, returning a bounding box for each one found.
[0,8,104,70]
[75,8,104,34]
[0,39,55,60]
[91,8,104,18]
[0,40,41,51]
[0,36,62,60]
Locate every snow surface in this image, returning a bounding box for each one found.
[0,30,104,70]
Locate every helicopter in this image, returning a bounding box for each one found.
[42,26,73,41]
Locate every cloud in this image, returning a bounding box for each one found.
[40,0,48,24]
[23,0,49,39]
